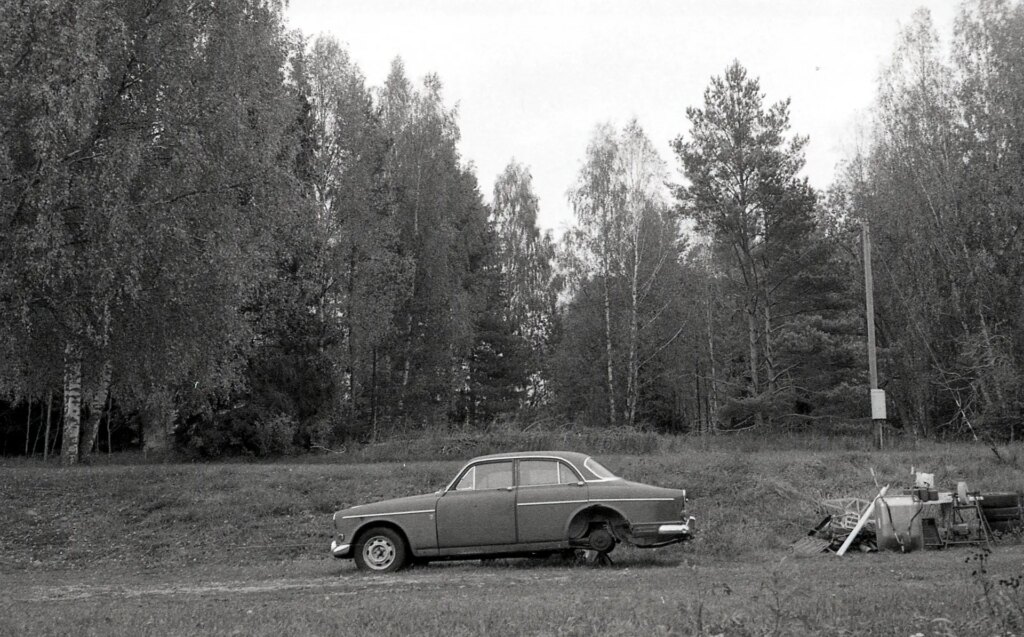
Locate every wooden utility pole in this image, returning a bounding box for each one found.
[862,222,884,449]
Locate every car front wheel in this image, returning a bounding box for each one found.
[354,527,408,573]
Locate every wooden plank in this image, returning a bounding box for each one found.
[837,485,889,556]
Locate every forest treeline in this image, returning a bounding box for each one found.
[1,0,1022,461]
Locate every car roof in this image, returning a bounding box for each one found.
[467,450,593,465]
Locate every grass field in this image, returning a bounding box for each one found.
[2,435,1023,635]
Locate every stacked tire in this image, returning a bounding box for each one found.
[979,492,1024,534]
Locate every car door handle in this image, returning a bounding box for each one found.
[504,486,514,492]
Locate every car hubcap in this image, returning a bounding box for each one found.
[363,537,396,570]
[588,528,614,553]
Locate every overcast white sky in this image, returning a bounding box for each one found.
[285,0,959,234]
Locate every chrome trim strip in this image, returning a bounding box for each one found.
[517,499,589,507]
[341,509,433,520]
[658,523,691,534]
[589,498,676,503]
[517,483,585,490]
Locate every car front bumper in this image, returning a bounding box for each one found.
[331,539,352,558]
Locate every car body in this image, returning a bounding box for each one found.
[330,450,695,572]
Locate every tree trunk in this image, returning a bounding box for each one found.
[49,395,62,458]
[706,288,719,433]
[142,390,175,454]
[625,243,640,428]
[763,301,774,393]
[31,399,45,454]
[399,312,414,416]
[915,377,930,438]
[43,392,53,461]
[31,400,44,455]
[79,358,112,458]
[694,358,703,434]
[976,306,1005,405]
[24,400,32,456]
[347,252,358,420]
[747,304,763,428]
[370,347,379,441]
[603,272,618,427]
[105,394,113,455]
[61,343,83,466]
[763,297,774,427]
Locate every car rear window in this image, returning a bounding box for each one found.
[584,457,617,480]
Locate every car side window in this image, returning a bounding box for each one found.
[456,461,513,491]
[520,460,559,486]
[454,467,476,491]
[558,462,581,484]
[476,461,513,489]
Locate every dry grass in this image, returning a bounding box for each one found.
[1,436,1023,635]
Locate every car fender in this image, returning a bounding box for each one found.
[338,496,441,556]
[563,502,631,540]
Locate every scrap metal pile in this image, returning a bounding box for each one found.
[793,473,1024,556]
[793,497,878,555]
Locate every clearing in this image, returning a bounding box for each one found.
[2,440,1023,635]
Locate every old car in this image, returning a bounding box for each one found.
[330,450,695,572]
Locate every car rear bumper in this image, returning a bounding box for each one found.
[627,516,695,546]
[331,540,352,558]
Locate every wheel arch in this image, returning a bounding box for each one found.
[565,504,630,539]
[353,520,415,556]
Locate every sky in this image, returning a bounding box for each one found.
[284,0,959,234]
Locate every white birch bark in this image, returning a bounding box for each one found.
[60,343,83,466]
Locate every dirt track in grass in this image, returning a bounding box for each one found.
[10,565,575,603]
[4,547,1024,636]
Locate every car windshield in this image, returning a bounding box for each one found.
[584,457,617,479]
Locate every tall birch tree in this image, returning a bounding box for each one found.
[0,0,301,461]
[566,121,681,428]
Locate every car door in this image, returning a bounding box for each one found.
[435,460,517,548]
[515,459,588,543]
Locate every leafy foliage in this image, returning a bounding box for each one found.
[3,0,1024,455]
[834,1,1024,438]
